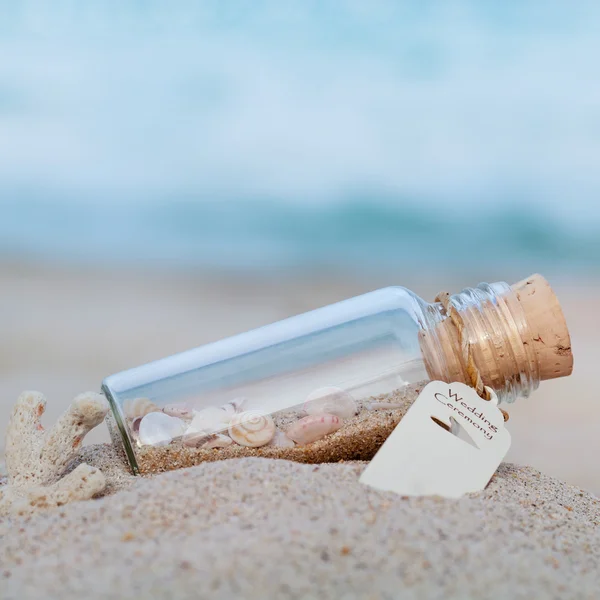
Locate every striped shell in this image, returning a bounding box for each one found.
[201,433,233,449]
[163,403,194,420]
[123,397,161,421]
[304,387,356,420]
[182,430,211,448]
[228,411,275,447]
[220,397,247,419]
[286,413,342,446]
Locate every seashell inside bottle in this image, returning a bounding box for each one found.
[102,274,573,475]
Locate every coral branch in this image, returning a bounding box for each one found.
[40,392,109,483]
[4,391,47,485]
[1,391,109,517]
[0,464,106,517]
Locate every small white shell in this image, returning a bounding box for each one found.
[201,434,233,449]
[228,411,276,447]
[267,429,296,448]
[304,387,356,420]
[220,397,247,418]
[123,397,161,420]
[138,412,187,447]
[188,406,231,435]
[286,413,342,446]
[163,403,194,420]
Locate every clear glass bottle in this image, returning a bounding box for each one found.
[103,274,572,474]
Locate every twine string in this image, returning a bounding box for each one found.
[435,291,509,422]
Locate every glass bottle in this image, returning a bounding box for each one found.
[103,274,572,475]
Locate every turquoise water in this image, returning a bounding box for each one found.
[0,2,599,273]
[1,197,598,273]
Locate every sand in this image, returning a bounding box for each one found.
[64,442,136,497]
[1,451,599,599]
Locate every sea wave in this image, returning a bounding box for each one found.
[0,195,598,274]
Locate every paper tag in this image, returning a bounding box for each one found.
[359,381,511,498]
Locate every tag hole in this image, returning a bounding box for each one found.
[430,416,451,432]
[430,416,479,449]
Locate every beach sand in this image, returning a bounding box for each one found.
[2,453,600,599]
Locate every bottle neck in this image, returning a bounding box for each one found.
[419,281,541,403]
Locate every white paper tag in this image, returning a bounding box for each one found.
[359,381,511,498]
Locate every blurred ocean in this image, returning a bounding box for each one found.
[1,197,599,274]
[0,1,599,274]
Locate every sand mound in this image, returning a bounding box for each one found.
[1,454,599,599]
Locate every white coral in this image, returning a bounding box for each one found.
[0,391,109,517]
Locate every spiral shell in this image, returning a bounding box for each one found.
[286,413,342,446]
[304,387,356,420]
[228,411,275,447]
[123,397,161,421]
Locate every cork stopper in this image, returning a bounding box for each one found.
[510,274,573,380]
[419,274,573,399]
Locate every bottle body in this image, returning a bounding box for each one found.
[104,286,435,474]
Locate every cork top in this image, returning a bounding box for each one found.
[419,273,573,399]
[510,274,573,380]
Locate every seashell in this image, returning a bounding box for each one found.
[123,397,161,421]
[366,402,405,411]
[304,387,356,420]
[201,433,233,449]
[131,416,143,439]
[182,430,211,448]
[138,412,187,447]
[220,397,247,419]
[228,411,276,447]
[286,413,342,446]
[188,406,231,435]
[163,403,194,420]
[267,429,296,448]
